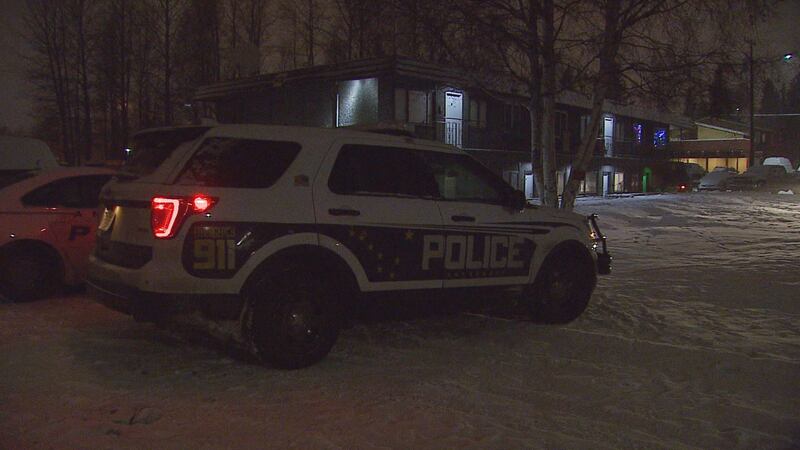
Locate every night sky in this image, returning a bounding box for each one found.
[0,0,798,133]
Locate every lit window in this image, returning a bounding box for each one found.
[653,128,667,148]
[632,123,642,144]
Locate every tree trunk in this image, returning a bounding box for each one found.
[539,0,558,207]
[77,0,92,162]
[526,0,544,205]
[164,0,173,124]
[560,0,621,210]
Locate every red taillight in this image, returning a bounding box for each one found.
[152,197,183,238]
[191,194,215,213]
[151,194,217,239]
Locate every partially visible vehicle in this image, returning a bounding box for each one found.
[1,136,60,174]
[0,167,114,301]
[724,164,790,191]
[762,156,793,174]
[698,167,738,191]
[685,163,706,180]
[664,162,706,192]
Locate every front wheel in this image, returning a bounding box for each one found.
[526,245,596,324]
[241,267,340,369]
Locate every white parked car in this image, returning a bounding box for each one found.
[0,167,114,301]
[762,156,793,174]
[698,167,738,191]
[88,125,611,369]
[0,135,60,172]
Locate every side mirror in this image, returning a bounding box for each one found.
[505,189,527,211]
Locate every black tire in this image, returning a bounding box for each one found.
[527,244,596,324]
[0,245,62,302]
[241,265,340,369]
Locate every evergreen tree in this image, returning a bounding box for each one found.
[759,78,782,114]
[708,65,735,117]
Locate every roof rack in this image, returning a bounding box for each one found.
[345,121,418,138]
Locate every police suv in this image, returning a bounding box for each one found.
[88,124,611,369]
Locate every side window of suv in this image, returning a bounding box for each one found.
[176,138,300,188]
[421,152,509,204]
[328,144,439,197]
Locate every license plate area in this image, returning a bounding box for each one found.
[98,207,116,232]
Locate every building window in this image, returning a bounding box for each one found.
[555,111,567,151]
[336,78,378,127]
[409,90,429,124]
[632,123,643,144]
[614,172,624,192]
[653,128,667,149]
[469,99,487,128]
[395,88,407,122]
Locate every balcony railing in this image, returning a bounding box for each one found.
[437,120,463,148]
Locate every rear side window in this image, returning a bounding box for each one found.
[328,144,439,197]
[22,175,111,208]
[0,170,36,190]
[121,127,210,178]
[176,138,300,188]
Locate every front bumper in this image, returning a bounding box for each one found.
[588,214,612,275]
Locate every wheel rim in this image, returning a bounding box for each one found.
[279,299,324,349]
[544,266,577,308]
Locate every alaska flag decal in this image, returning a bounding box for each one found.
[182,221,562,281]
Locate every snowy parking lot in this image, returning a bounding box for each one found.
[1,192,799,449]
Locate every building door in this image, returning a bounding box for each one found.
[603,116,614,156]
[445,92,463,147]
[602,172,610,196]
[524,173,534,199]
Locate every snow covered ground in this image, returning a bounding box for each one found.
[1,192,799,449]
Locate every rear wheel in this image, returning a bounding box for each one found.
[527,245,596,324]
[0,245,62,302]
[242,266,340,369]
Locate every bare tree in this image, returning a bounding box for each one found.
[278,0,324,68]
[24,0,96,164]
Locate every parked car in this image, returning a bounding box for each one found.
[724,164,791,191]
[698,167,738,191]
[0,167,114,301]
[762,156,794,174]
[1,135,60,174]
[664,162,706,192]
[88,124,612,369]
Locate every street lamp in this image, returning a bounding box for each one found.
[748,51,796,167]
[749,42,755,167]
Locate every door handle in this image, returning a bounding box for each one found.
[328,208,361,217]
[451,215,475,222]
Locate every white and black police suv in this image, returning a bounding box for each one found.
[88,124,611,369]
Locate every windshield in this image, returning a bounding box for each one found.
[120,127,210,178]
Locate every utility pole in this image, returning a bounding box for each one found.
[749,41,755,168]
